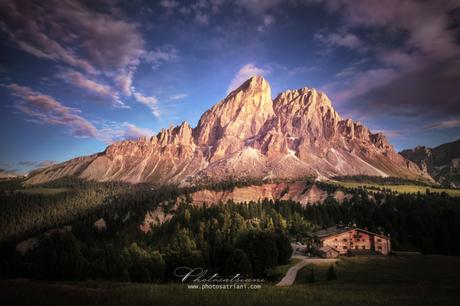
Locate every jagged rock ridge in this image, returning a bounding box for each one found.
[26,76,430,185]
[400,139,460,187]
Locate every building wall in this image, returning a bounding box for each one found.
[373,235,391,255]
[320,229,390,255]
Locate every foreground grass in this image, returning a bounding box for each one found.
[2,255,460,306]
[335,181,460,197]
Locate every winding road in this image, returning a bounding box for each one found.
[276,256,339,286]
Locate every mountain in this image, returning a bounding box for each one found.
[400,139,460,187]
[26,76,430,185]
[0,170,18,179]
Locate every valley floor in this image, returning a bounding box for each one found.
[2,255,460,306]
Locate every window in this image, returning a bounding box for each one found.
[377,239,382,242]
[343,239,348,242]
[377,246,382,250]
[362,246,366,250]
[355,246,359,249]
[343,246,347,249]
[356,238,360,241]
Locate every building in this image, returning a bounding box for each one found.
[317,245,340,258]
[314,225,391,256]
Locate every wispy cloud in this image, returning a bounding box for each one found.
[36,160,56,168]
[132,88,161,117]
[3,83,99,138]
[57,70,127,108]
[169,94,188,100]
[144,46,180,69]
[99,122,154,142]
[3,83,155,143]
[425,119,460,130]
[315,30,367,52]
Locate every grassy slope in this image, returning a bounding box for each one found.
[2,255,460,306]
[335,181,460,196]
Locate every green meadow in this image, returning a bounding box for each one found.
[2,255,459,306]
[335,181,460,197]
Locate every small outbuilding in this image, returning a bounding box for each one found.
[317,245,340,258]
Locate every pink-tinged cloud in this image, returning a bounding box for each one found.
[425,119,460,131]
[319,0,460,119]
[4,83,156,143]
[3,83,99,138]
[0,1,148,93]
[57,70,127,108]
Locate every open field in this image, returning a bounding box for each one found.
[1,255,459,306]
[335,181,460,197]
[17,187,70,195]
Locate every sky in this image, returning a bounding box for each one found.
[1,0,460,174]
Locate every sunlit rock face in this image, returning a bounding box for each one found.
[26,76,431,185]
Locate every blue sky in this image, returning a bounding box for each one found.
[1,0,460,174]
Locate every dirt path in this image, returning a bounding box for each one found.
[276,256,338,286]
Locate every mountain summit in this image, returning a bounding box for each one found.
[26,76,430,185]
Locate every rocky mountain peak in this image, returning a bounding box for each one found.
[194,75,274,147]
[26,76,433,185]
[273,87,340,141]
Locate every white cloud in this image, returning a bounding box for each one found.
[132,88,160,117]
[227,63,269,93]
[169,94,188,100]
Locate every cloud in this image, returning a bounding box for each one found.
[425,119,460,131]
[195,12,209,25]
[98,122,154,142]
[0,1,146,74]
[144,46,180,69]
[315,31,367,52]
[36,160,57,168]
[235,0,283,15]
[318,0,460,120]
[3,83,99,138]
[57,70,127,108]
[115,71,134,96]
[3,83,152,143]
[0,1,175,105]
[119,123,154,139]
[160,0,179,9]
[18,161,36,166]
[227,63,269,93]
[169,94,188,100]
[257,14,276,32]
[132,88,161,117]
